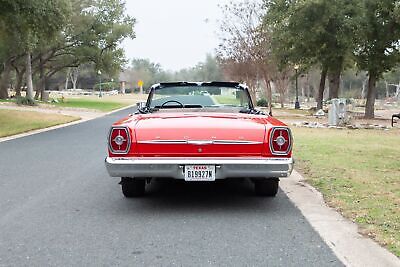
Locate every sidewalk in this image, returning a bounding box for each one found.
[281,171,400,267]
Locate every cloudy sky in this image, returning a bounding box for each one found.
[122,0,231,71]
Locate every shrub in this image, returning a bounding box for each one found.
[256,98,268,107]
[15,97,36,106]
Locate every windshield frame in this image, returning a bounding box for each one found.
[145,82,255,111]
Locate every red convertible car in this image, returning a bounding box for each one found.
[105,82,293,197]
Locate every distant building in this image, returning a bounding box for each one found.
[119,71,131,94]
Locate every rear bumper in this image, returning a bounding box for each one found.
[105,157,294,179]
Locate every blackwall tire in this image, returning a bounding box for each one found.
[121,178,145,197]
[254,179,279,197]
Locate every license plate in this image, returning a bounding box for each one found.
[184,165,216,181]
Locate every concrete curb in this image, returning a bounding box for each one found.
[0,104,135,143]
[280,170,400,267]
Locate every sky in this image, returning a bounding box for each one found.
[122,0,230,71]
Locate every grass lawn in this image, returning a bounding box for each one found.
[212,95,240,105]
[0,110,79,137]
[52,98,127,112]
[292,127,400,256]
[276,107,311,115]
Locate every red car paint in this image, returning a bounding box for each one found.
[108,112,292,158]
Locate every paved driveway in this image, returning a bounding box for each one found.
[0,109,342,266]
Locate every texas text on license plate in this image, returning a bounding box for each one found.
[184,165,216,181]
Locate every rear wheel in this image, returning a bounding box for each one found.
[254,179,279,197]
[120,178,145,197]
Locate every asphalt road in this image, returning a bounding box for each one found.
[0,109,342,266]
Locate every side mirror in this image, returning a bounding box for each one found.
[136,102,146,109]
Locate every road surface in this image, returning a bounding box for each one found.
[0,108,342,266]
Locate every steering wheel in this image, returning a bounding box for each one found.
[160,100,184,108]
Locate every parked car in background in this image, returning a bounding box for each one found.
[105,82,293,197]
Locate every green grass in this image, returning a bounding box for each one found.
[277,107,311,115]
[212,95,241,105]
[52,98,127,112]
[0,110,79,137]
[292,127,400,257]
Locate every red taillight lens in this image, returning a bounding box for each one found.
[270,127,292,155]
[109,127,131,154]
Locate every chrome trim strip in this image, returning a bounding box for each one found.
[138,140,263,145]
[139,140,188,144]
[106,157,293,165]
[212,140,262,145]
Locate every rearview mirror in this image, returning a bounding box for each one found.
[136,102,146,109]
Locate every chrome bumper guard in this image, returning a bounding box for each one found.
[105,157,294,179]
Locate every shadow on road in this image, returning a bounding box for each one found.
[111,179,294,217]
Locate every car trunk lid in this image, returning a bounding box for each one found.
[134,113,266,157]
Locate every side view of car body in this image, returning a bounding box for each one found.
[105,82,294,197]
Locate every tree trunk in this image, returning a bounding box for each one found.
[65,70,69,90]
[328,69,340,99]
[317,68,327,109]
[34,86,40,100]
[0,60,12,99]
[385,81,389,98]
[39,60,45,101]
[306,74,310,103]
[25,53,34,101]
[34,57,46,100]
[279,91,284,108]
[265,79,273,116]
[361,78,367,99]
[72,79,77,90]
[70,67,79,90]
[15,70,24,97]
[248,79,257,106]
[365,72,377,119]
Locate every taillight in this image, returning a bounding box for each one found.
[269,127,292,155]
[109,127,131,154]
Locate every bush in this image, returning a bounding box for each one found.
[15,97,36,106]
[256,98,268,107]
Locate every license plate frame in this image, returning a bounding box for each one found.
[184,165,216,181]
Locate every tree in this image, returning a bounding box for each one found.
[0,0,70,100]
[126,55,224,91]
[354,0,400,118]
[0,0,135,100]
[130,59,164,89]
[218,0,274,111]
[265,0,357,109]
[31,0,135,99]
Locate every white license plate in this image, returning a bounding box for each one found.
[184,165,216,181]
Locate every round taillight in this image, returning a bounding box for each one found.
[275,135,287,147]
[109,127,130,154]
[114,135,126,146]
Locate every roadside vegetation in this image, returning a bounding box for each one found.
[293,127,400,256]
[0,0,135,102]
[0,110,79,137]
[51,98,127,112]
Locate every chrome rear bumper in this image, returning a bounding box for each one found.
[105,157,294,179]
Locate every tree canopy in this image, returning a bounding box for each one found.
[0,0,135,100]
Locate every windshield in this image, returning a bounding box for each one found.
[148,86,252,110]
